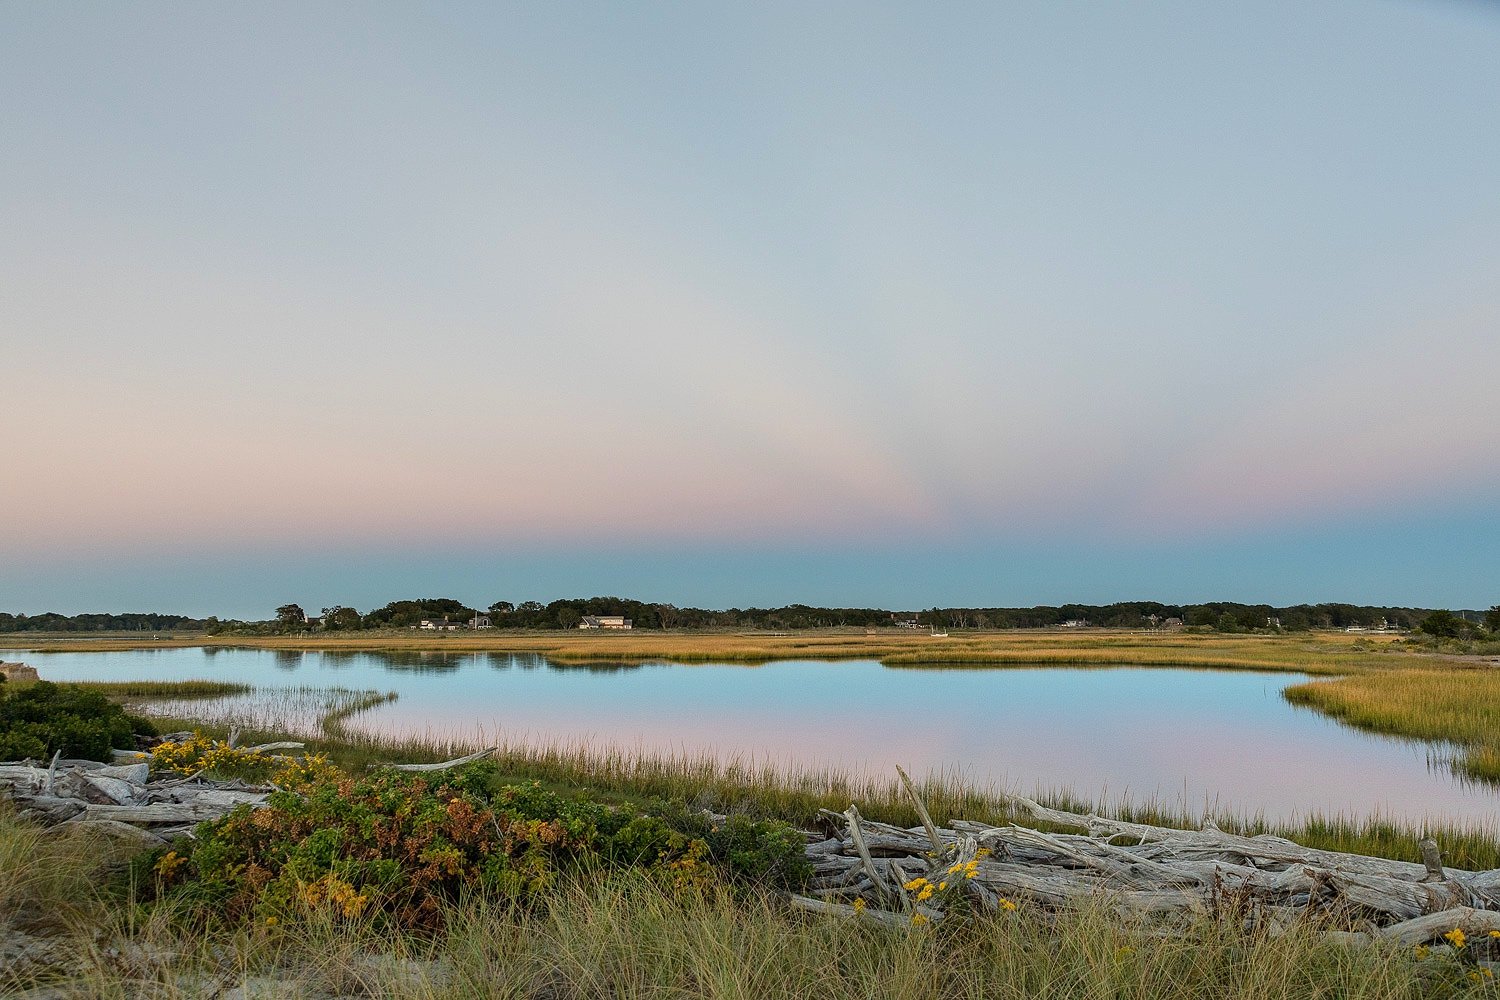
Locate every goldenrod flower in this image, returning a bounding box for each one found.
[999,898,1018,912]
[1444,927,1466,950]
[911,913,930,926]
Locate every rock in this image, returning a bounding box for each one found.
[0,661,40,682]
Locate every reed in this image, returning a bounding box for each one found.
[139,712,1500,873]
[1286,668,1500,782]
[1,852,1459,1000]
[69,680,252,699]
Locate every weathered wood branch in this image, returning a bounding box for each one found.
[796,775,1500,944]
[382,747,498,772]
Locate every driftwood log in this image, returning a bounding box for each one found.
[1,736,278,841]
[795,785,1500,949]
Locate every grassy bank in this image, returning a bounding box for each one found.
[0,628,1437,674]
[6,688,1500,998]
[1286,668,1500,783]
[0,841,1465,1000]
[143,711,1500,873]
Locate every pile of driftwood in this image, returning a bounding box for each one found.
[0,732,294,847]
[794,770,1500,950]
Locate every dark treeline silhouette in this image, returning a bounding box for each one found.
[0,611,207,633]
[6,600,1495,635]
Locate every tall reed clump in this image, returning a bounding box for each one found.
[1285,669,1500,783]
[435,877,1465,1000]
[0,806,135,930]
[36,873,1463,999]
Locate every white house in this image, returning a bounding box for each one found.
[418,617,461,631]
[578,615,632,630]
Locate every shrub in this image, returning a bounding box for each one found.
[149,763,810,931]
[0,681,156,762]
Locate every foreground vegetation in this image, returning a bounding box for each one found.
[9,804,1487,999]
[5,680,1500,997]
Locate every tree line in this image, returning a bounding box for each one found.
[7,600,1496,635]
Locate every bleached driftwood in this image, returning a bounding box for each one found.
[801,777,1500,948]
[383,747,498,772]
[1,732,289,837]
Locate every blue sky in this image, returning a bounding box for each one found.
[2,2,1497,617]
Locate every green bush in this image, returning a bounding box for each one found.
[148,763,810,931]
[0,681,157,762]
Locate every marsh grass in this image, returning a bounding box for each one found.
[137,708,1500,873]
[2,629,1439,675]
[129,686,396,741]
[70,680,252,699]
[0,803,132,930]
[4,858,1464,1000]
[1286,668,1500,782]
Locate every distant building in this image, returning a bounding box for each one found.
[418,617,461,631]
[578,615,632,630]
[469,614,492,629]
[1059,620,1089,629]
[1162,618,1185,629]
[890,613,922,629]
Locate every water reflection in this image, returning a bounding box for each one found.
[23,646,1500,826]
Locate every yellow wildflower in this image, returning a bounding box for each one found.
[911,913,930,926]
[999,898,1018,912]
[154,851,186,881]
[1414,945,1430,959]
[1491,930,1500,939]
[917,885,935,901]
[1444,927,1466,950]
[264,916,278,927]
[852,898,866,913]
[903,877,929,892]
[938,881,948,891]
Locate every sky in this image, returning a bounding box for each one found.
[2,1,1498,618]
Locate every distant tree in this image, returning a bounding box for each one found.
[275,604,306,627]
[1419,610,1463,639]
[1485,606,1500,633]
[655,603,680,630]
[321,606,362,630]
[488,601,515,615]
[556,606,582,629]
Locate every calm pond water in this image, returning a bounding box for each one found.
[22,647,1499,827]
